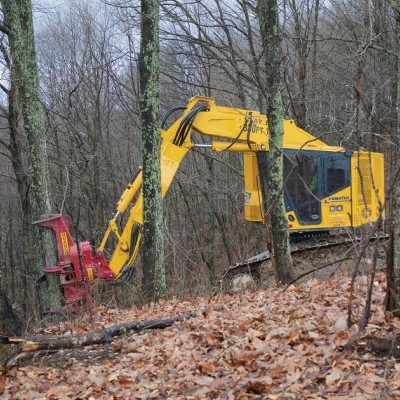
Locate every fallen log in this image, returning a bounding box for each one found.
[0,311,196,353]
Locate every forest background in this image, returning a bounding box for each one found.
[0,0,395,321]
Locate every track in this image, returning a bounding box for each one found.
[220,233,387,291]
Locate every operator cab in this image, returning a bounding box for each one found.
[283,150,351,226]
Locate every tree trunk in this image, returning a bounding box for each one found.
[0,287,23,362]
[258,0,294,284]
[1,0,63,313]
[288,0,308,129]
[205,158,218,294]
[386,0,400,314]
[139,0,166,303]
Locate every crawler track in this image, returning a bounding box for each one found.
[220,233,387,291]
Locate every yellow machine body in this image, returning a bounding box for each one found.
[97,96,384,278]
[243,150,384,231]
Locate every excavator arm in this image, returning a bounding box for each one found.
[35,96,347,310]
[97,136,192,281]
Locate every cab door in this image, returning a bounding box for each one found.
[284,151,321,225]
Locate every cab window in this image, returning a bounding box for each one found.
[323,154,349,196]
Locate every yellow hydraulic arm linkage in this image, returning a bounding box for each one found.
[36,96,384,310]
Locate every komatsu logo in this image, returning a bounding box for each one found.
[328,196,350,202]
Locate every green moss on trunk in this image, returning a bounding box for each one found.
[386,2,400,313]
[1,0,63,313]
[139,0,166,302]
[258,0,294,284]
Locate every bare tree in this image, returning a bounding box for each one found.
[0,0,63,315]
[139,0,166,302]
[386,0,400,315]
[259,0,294,284]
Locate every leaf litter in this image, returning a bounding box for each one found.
[2,272,400,399]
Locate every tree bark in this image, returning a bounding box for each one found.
[386,0,400,314]
[139,0,166,302]
[287,0,308,129]
[258,0,294,284]
[1,0,63,313]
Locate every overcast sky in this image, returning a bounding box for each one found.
[32,0,69,31]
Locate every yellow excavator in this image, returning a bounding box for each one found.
[35,96,384,309]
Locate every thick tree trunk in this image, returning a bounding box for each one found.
[139,0,166,303]
[386,1,400,314]
[258,0,294,284]
[1,0,63,313]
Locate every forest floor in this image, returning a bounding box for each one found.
[1,269,400,399]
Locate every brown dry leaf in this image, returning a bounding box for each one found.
[193,376,215,386]
[326,368,343,385]
[334,329,353,347]
[245,378,273,394]
[198,361,216,374]
[3,273,399,400]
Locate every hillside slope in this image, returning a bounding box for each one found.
[2,274,400,399]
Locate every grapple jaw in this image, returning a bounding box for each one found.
[33,214,116,311]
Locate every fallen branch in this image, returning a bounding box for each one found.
[1,311,196,353]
